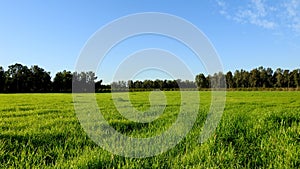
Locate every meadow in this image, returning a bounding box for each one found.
[0,91,299,168]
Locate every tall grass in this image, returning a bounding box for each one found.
[0,91,299,168]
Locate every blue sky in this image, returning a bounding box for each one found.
[0,0,299,84]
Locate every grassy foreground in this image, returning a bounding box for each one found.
[0,91,299,168]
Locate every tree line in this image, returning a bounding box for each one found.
[0,63,104,93]
[0,63,299,93]
[0,63,195,93]
[111,79,196,91]
[195,66,300,89]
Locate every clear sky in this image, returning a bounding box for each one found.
[1,0,300,84]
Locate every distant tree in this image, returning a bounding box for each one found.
[118,81,127,88]
[53,70,73,92]
[175,79,182,88]
[273,68,282,88]
[288,69,300,88]
[206,75,211,88]
[110,82,119,90]
[195,73,208,89]
[1,63,300,92]
[72,71,97,92]
[293,69,300,88]
[283,70,290,88]
[240,70,249,88]
[134,80,143,89]
[234,70,242,88]
[210,72,226,88]
[258,66,270,88]
[235,69,250,88]
[183,80,196,88]
[162,80,168,89]
[5,63,32,92]
[225,71,234,88]
[53,71,64,92]
[265,67,274,88]
[250,68,260,87]
[174,79,195,88]
[166,80,178,89]
[30,65,51,92]
[143,80,153,89]
[154,79,163,89]
[110,81,127,91]
[127,80,134,89]
[86,71,97,86]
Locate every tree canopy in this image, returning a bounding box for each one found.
[0,63,299,93]
[195,66,300,89]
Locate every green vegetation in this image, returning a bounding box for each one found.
[0,91,299,168]
[1,63,300,93]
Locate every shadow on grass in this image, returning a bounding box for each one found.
[0,129,97,167]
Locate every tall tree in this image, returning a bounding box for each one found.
[30,65,51,92]
[258,66,269,88]
[288,69,300,88]
[127,80,134,89]
[241,69,250,88]
[134,80,143,89]
[283,70,290,88]
[226,71,234,88]
[53,72,64,92]
[212,72,226,88]
[234,70,242,88]
[265,67,274,88]
[73,71,97,92]
[53,70,73,92]
[195,73,208,89]
[143,80,153,89]
[154,79,163,89]
[6,63,32,92]
[293,69,300,88]
[183,80,196,88]
[250,68,260,87]
[274,68,283,88]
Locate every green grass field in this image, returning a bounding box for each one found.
[0,91,299,168]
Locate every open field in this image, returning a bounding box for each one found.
[0,91,299,168]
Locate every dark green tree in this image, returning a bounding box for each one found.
[293,69,300,88]
[127,80,134,89]
[143,80,153,89]
[273,68,282,87]
[233,70,249,88]
[250,68,260,87]
[225,71,234,88]
[134,80,143,89]
[195,73,208,89]
[234,70,242,88]
[283,70,290,88]
[53,70,73,92]
[30,65,51,92]
[210,72,226,88]
[265,67,274,87]
[154,79,163,89]
[6,63,32,92]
